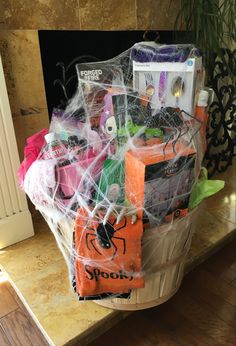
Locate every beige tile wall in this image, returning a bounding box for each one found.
[79,0,137,30]
[0,30,48,117]
[1,0,80,29]
[0,30,49,158]
[137,0,181,29]
[0,0,180,155]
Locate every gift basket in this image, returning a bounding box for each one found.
[18,42,224,310]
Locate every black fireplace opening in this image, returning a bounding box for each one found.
[38,30,189,117]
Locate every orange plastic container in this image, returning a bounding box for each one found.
[125,142,196,225]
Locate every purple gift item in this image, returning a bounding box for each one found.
[158,71,168,107]
[131,43,200,63]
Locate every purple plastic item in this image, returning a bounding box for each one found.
[131,44,200,63]
[158,71,168,106]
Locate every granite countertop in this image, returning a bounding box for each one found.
[0,165,235,346]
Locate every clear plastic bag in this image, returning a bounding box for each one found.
[20,42,209,300]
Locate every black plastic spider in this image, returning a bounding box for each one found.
[145,107,201,154]
[85,217,127,259]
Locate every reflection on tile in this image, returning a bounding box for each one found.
[213,164,236,188]
[205,165,236,225]
[206,185,236,211]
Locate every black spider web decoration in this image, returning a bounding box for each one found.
[53,55,100,109]
[205,48,236,177]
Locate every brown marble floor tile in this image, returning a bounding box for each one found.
[13,260,116,346]
[0,230,61,282]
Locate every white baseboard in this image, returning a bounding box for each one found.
[0,210,34,249]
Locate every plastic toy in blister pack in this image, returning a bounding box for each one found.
[19,42,213,300]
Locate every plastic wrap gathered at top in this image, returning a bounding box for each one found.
[19,42,212,300]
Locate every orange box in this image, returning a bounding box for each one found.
[125,142,196,227]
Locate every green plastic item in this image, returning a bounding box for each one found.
[189,167,225,210]
[96,158,125,204]
[118,120,163,139]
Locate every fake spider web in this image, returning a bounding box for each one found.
[22,42,205,300]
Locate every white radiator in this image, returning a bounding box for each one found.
[0,55,34,249]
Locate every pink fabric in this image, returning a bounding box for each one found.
[56,152,106,198]
[18,128,48,188]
